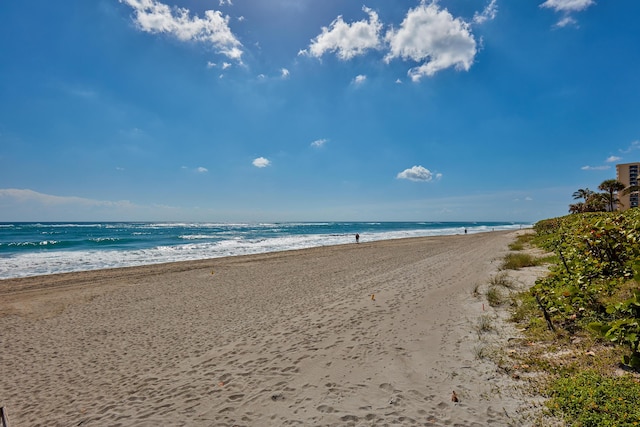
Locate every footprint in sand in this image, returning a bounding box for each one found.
[228,394,244,401]
[379,383,394,392]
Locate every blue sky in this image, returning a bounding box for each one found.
[1,0,639,222]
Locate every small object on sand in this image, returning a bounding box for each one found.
[218,382,225,387]
[451,391,459,402]
[371,294,376,301]
[271,393,284,401]
[211,270,215,275]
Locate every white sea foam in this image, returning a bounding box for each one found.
[0,224,527,279]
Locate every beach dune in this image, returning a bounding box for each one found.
[1,231,538,426]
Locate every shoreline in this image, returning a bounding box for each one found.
[0,231,512,285]
[0,224,531,280]
[0,230,545,426]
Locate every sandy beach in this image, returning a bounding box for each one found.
[0,231,545,426]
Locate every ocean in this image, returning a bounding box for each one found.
[0,221,529,279]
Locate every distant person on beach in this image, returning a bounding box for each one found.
[355,233,360,243]
[464,228,467,234]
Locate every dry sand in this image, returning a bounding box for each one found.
[0,231,547,426]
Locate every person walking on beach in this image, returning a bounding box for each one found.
[355,233,360,243]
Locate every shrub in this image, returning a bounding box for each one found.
[477,315,494,333]
[531,209,640,368]
[547,371,640,426]
[489,271,515,289]
[502,252,540,270]
[486,286,504,307]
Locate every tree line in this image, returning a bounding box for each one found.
[570,179,639,214]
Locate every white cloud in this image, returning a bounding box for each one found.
[581,165,610,171]
[555,16,577,28]
[120,0,243,60]
[396,165,442,182]
[306,6,382,60]
[206,61,216,68]
[540,0,595,13]
[473,0,498,24]
[219,0,232,6]
[182,166,209,173]
[353,74,367,85]
[310,138,327,148]
[252,157,271,168]
[281,68,290,78]
[222,62,232,69]
[606,156,622,163]
[0,188,192,221]
[540,0,595,28]
[385,2,477,81]
[621,140,640,154]
[0,188,135,208]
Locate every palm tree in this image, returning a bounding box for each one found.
[569,203,585,214]
[572,188,594,202]
[598,179,626,212]
[622,184,640,196]
[585,193,608,212]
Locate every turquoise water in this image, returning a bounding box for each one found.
[0,221,529,279]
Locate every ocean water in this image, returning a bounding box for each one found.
[0,221,529,279]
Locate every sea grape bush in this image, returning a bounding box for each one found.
[591,290,640,368]
[533,209,640,368]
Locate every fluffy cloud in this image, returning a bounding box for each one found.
[353,74,367,85]
[540,0,595,27]
[606,156,622,163]
[539,0,595,12]
[385,2,477,81]
[305,6,382,60]
[302,1,495,79]
[396,166,442,182]
[281,68,290,78]
[120,0,243,60]
[252,157,271,168]
[310,138,327,148]
[473,0,498,24]
[554,16,577,28]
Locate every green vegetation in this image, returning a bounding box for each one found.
[533,210,640,367]
[548,371,640,426]
[569,179,639,214]
[508,232,535,251]
[476,314,494,334]
[486,286,504,307]
[489,271,514,288]
[510,208,640,425]
[502,252,541,270]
